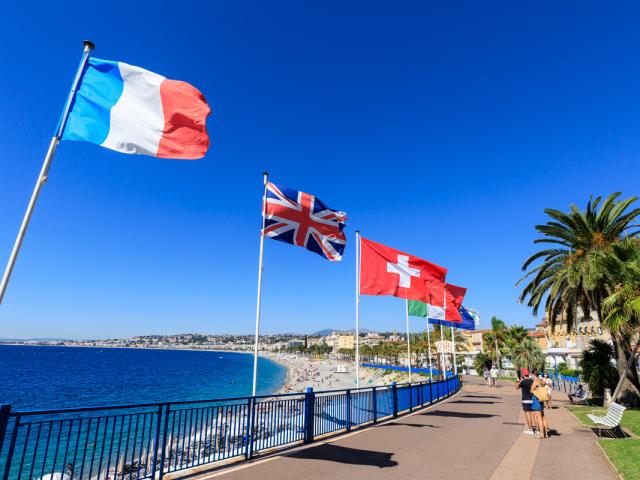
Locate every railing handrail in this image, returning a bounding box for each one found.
[0,376,462,480]
[5,376,450,417]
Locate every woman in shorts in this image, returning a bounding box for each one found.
[531,374,548,438]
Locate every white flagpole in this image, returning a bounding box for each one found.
[439,326,446,379]
[440,285,447,378]
[251,172,269,396]
[426,320,434,382]
[451,325,458,376]
[405,299,412,383]
[355,230,361,389]
[0,40,94,305]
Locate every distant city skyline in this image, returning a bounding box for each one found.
[2,2,640,338]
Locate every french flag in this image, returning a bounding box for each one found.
[62,58,211,159]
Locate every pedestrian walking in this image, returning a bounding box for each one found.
[490,365,499,387]
[543,372,553,408]
[483,367,490,386]
[517,368,535,435]
[531,370,549,438]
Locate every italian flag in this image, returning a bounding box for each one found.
[407,283,467,322]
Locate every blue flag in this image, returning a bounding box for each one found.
[428,306,476,330]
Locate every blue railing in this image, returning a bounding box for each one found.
[361,363,456,378]
[551,373,580,393]
[0,376,460,480]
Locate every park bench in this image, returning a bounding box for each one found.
[568,389,589,405]
[587,402,626,437]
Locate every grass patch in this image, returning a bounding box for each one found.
[599,439,640,480]
[568,405,640,480]
[498,376,517,381]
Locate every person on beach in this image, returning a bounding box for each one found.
[517,368,535,435]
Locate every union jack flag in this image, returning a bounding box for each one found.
[262,182,347,261]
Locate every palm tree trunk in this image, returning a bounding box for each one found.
[612,334,640,405]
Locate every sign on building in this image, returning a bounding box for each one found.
[436,341,454,354]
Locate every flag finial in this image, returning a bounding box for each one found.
[83,40,95,50]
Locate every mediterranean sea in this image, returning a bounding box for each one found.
[0,345,287,410]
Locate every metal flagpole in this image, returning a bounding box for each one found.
[426,319,434,382]
[439,326,446,379]
[0,40,94,305]
[252,172,269,396]
[355,230,361,389]
[451,325,458,376]
[405,299,412,383]
[440,285,447,378]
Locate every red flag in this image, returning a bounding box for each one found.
[427,282,467,322]
[359,237,447,301]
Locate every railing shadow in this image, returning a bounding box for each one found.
[380,423,440,429]
[461,395,500,399]
[288,443,398,468]
[421,411,497,419]
[450,400,501,405]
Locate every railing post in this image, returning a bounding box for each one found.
[429,379,433,405]
[304,387,315,443]
[0,405,10,457]
[408,383,413,412]
[245,396,256,458]
[151,404,163,480]
[2,413,19,480]
[391,382,398,417]
[345,390,352,432]
[372,387,377,424]
[157,405,170,480]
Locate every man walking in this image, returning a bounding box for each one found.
[490,365,499,387]
[517,368,535,435]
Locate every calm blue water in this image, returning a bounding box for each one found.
[0,345,287,410]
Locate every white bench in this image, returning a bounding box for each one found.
[587,402,626,436]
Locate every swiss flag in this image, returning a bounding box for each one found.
[427,282,467,322]
[359,237,447,302]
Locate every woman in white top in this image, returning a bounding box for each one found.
[542,372,553,408]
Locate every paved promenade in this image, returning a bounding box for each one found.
[188,376,616,480]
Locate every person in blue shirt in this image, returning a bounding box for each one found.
[531,370,548,438]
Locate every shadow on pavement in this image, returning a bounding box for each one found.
[422,410,497,419]
[461,395,500,399]
[450,400,501,405]
[381,423,441,429]
[288,444,398,468]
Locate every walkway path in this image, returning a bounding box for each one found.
[184,376,616,480]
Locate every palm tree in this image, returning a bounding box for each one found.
[579,339,619,398]
[588,238,640,401]
[411,332,432,368]
[483,317,507,368]
[510,337,545,372]
[518,193,640,405]
[504,326,528,349]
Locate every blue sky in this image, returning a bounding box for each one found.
[1,1,640,338]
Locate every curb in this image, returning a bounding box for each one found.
[565,407,623,480]
[595,440,624,480]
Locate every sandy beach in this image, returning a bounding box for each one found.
[264,353,417,393]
